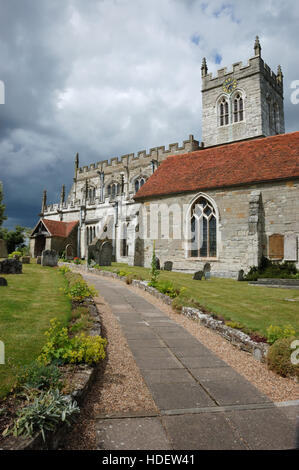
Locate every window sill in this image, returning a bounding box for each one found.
[186,257,219,261]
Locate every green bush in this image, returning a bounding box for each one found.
[59,266,71,275]
[64,281,97,302]
[3,389,80,441]
[244,257,299,281]
[150,280,181,298]
[267,337,299,379]
[39,318,107,365]
[266,324,296,344]
[17,361,62,391]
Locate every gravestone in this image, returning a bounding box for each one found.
[0,239,8,258]
[203,263,211,280]
[193,270,204,280]
[0,277,8,286]
[284,233,297,261]
[268,234,284,260]
[0,258,22,274]
[21,256,30,264]
[237,269,244,281]
[41,249,58,267]
[164,261,173,271]
[99,241,113,266]
[65,244,73,260]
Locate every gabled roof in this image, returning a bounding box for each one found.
[134,132,299,200]
[31,219,79,238]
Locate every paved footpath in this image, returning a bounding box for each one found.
[82,272,299,450]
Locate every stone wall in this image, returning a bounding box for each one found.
[140,179,299,278]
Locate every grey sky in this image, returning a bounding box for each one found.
[0,0,298,229]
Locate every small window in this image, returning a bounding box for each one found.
[135,180,140,193]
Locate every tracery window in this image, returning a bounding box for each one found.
[233,94,244,122]
[189,196,217,258]
[134,177,147,193]
[219,97,229,126]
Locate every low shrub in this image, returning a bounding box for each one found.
[71,306,89,320]
[64,281,97,302]
[17,361,62,391]
[59,266,71,275]
[225,320,245,330]
[267,337,299,379]
[244,257,299,281]
[3,389,80,441]
[38,318,107,365]
[73,257,81,265]
[266,324,296,344]
[150,280,181,298]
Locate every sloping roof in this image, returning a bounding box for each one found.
[41,219,79,238]
[134,132,299,200]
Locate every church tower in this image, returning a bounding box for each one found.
[201,37,285,148]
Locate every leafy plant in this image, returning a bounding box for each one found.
[244,257,299,281]
[59,266,71,275]
[73,257,81,265]
[17,361,62,391]
[38,318,107,365]
[64,281,97,302]
[3,389,80,441]
[266,324,296,344]
[152,280,181,298]
[8,251,22,258]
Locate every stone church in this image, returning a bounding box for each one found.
[30,37,299,278]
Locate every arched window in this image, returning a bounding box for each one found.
[219,97,229,126]
[189,196,217,258]
[135,179,140,193]
[134,177,147,193]
[233,93,244,122]
[107,185,111,197]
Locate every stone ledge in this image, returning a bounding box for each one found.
[65,264,269,363]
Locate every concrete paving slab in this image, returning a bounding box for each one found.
[132,347,175,358]
[96,417,172,450]
[135,356,184,370]
[162,413,246,450]
[171,345,216,357]
[226,407,297,449]
[127,339,166,349]
[149,382,216,410]
[142,369,195,385]
[180,355,228,369]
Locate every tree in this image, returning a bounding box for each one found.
[0,181,6,227]
[0,225,30,254]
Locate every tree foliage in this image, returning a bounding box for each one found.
[0,225,30,254]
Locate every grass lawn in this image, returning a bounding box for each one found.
[100,262,299,338]
[0,263,72,398]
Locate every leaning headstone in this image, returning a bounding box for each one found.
[0,258,22,274]
[0,277,8,286]
[36,256,41,265]
[21,256,30,264]
[193,270,204,280]
[164,261,173,271]
[0,239,8,258]
[237,269,244,281]
[41,250,58,267]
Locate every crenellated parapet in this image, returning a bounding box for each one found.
[76,135,199,178]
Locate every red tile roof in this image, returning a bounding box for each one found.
[42,219,79,238]
[134,132,299,200]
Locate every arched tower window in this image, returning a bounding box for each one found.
[189,196,217,258]
[233,93,244,122]
[134,177,147,193]
[219,97,229,126]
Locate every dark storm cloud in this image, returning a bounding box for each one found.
[0,0,298,230]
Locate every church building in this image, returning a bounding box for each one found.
[30,37,299,278]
